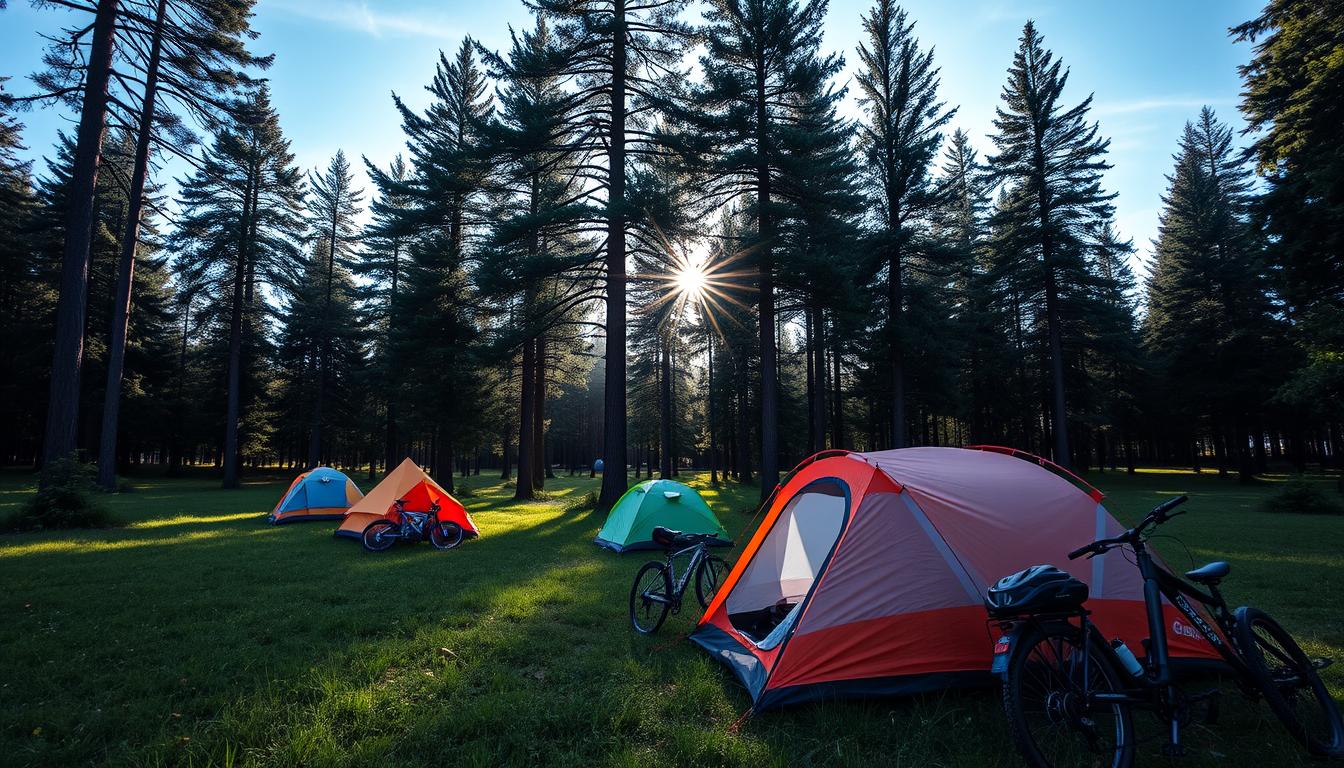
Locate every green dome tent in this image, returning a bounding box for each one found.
[594,479,731,553]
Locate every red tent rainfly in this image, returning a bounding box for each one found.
[691,447,1224,711]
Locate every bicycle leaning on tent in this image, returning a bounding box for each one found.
[628,527,730,634]
[984,495,1344,766]
[361,498,463,553]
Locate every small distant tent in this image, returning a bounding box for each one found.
[335,458,478,539]
[593,459,605,473]
[594,479,730,553]
[269,467,363,524]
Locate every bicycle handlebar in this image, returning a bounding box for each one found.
[1067,496,1190,560]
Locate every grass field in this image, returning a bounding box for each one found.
[1,465,1341,767]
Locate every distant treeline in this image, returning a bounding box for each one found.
[0,0,1339,506]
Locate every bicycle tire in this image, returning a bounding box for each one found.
[695,555,729,609]
[361,521,397,553]
[429,521,464,551]
[1002,622,1135,768]
[629,561,673,635]
[1235,606,1344,757]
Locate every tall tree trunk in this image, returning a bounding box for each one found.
[533,334,546,488]
[598,0,628,510]
[97,0,166,491]
[659,334,673,478]
[222,174,255,489]
[708,333,717,484]
[41,0,120,474]
[831,321,843,449]
[755,55,778,500]
[383,242,401,472]
[811,307,826,454]
[889,240,907,448]
[515,337,535,500]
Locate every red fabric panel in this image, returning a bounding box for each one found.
[385,480,478,535]
[768,598,1222,691]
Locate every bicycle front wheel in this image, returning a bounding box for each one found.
[1002,622,1135,768]
[629,561,673,635]
[1236,606,1344,757]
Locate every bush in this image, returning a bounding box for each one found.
[565,489,598,512]
[1260,475,1344,516]
[5,458,117,531]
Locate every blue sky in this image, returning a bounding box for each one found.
[1,0,1261,275]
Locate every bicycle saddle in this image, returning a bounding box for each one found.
[651,526,714,549]
[1185,561,1230,585]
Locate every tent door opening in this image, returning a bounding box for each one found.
[727,480,847,646]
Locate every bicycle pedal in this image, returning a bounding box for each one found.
[1312,657,1333,671]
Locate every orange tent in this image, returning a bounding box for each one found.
[334,458,478,539]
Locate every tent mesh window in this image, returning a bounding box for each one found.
[727,480,847,644]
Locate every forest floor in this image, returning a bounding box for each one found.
[0,465,1341,767]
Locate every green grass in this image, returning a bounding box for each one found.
[0,466,1341,767]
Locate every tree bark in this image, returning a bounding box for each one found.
[41,0,120,474]
[708,333,717,483]
[222,156,258,489]
[755,53,778,500]
[533,333,546,488]
[659,334,673,478]
[598,0,629,510]
[515,336,535,500]
[97,0,167,491]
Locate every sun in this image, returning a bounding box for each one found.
[674,259,708,302]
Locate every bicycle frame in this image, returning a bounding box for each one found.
[1018,539,1256,751]
[643,542,710,608]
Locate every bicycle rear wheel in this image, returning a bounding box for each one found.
[1002,622,1135,768]
[1236,606,1344,757]
[361,521,397,552]
[695,555,729,609]
[429,521,464,550]
[629,561,673,635]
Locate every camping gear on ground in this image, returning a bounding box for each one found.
[594,479,730,553]
[988,494,1344,763]
[360,498,464,552]
[268,467,363,524]
[335,457,477,541]
[628,526,730,634]
[691,446,1224,711]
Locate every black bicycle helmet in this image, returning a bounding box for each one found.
[984,564,1089,618]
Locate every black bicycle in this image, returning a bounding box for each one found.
[361,499,463,552]
[986,495,1343,766]
[628,526,730,635]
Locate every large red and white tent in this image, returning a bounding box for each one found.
[691,447,1222,710]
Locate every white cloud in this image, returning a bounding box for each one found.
[268,0,459,40]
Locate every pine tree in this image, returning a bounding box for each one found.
[303,150,364,465]
[1145,107,1280,480]
[172,88,304,487]
[96,0,268,490]
[693,0,841,498]
[533,0,694,510]
[0,80,44,464]
[360,154,413,472]
[986,21,1115,469]
[854,0,954,448]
